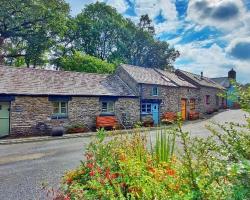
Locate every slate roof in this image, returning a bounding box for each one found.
[176,69,225,89]
[0,66,137,97]
[155,69,197,88]
[211,77,230,88]
[120,64,196,88]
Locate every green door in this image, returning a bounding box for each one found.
[0,102,10,137]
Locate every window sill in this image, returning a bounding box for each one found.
[99,113,115,116]
[51,114,68,119]
[141,113,152,115]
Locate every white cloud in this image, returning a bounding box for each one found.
[132,0,180,33]
[187,0,246,31]
[175,43,250,83]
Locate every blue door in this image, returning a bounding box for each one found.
[152,103,159,125]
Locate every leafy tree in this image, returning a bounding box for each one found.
[59,51,115,74]
[138,14,155,35]
[0,0,70,66]
[71,2,179,70]
[74,2,126,60]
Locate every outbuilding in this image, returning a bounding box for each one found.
[0,66,139,137]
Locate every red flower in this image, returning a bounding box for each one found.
[64,194,71,200]
[166,169,176,176]
[109,173,119,179]
[97,167,102,174]
[147,166,155,173]
[89,170,95,177]
[86,162,94,169]
[105,168,111,179]
[66,178,73,184]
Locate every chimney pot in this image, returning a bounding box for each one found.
[201,71,203,79]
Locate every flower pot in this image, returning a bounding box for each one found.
[68,127,86,134]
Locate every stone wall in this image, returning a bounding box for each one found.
[115,98,140,128]
[140,84,201,121]
[178,87,201,113]
[10,96,54,136]
[199,87,222,113]
[10,96,140,137]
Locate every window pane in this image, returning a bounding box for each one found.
[152,87,158,96]
[60,102,67,114]
[102,102,108,112]
[107,102,114,112]
[141,104,146,112]
[146,104,151,113]
[53,102,59,114]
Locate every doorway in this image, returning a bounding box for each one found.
[181,99,187,120]
[0,102,10,137]
[152,103,159,125]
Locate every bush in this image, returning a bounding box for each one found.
[57,86,250,199]
[58,118,249,199]
[59,52,116,74]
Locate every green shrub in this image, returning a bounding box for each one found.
[57,86,250,199]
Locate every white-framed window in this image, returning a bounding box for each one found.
[101,101,115,113]
[141,103,152,114]
[52,101,68,118]
[152,86,159,96]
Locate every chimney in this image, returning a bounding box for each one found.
[201,71,203,79]
[228,68,236,80]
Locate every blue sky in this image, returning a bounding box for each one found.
[66,0,250,83]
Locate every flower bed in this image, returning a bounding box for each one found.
[53,117,250,200]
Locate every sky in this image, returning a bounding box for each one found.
[65,0,250,83]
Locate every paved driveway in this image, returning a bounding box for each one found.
[0,109,248,200]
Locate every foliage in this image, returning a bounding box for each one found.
[1,1,179,71]
[238,84,250,112]
[155,129,176,163]
[57,88,250,200]
[0,0,70,67]
[59,52,116,74]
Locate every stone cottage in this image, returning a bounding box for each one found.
[175,69,226,113]
[0,66,140,137]
[116,64,201,124]
[0,64,226,138]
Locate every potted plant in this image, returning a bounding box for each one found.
[66,123,86,134]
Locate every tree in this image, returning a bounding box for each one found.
[74,2,127,60]
[59,51,115,74]
[114,16,179,69]
[138,14,155,35]
[0,0,70,66]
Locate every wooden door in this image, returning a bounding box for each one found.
[181,99,187,120]
[0,102,10,137]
